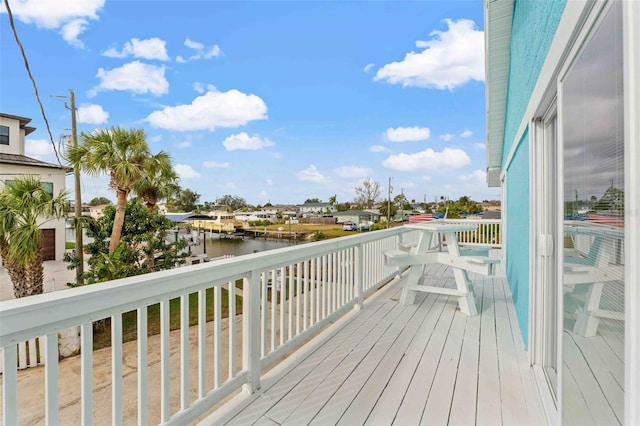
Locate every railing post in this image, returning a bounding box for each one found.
[354,243,364,310]
[243,271,261,394]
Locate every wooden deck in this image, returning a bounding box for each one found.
[202,263,546,425]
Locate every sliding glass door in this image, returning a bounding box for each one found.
[560,3,625,424]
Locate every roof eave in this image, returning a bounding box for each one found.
[484,0,514,187]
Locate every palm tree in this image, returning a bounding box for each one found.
[132,151,179,271]
[68,127,151,254]
[133,151,180,212]
[0,176,67,298]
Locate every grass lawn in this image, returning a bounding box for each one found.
[93,285,243,350]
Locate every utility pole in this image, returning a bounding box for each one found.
[69,90,84,283]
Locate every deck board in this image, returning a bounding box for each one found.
[201,257,545,426]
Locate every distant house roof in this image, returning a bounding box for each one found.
[299,202,329,207]
[334,210,379,218]
[163,213,215,223]
[0,113,36,136]
[0,153,71,171]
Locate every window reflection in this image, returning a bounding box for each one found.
[561,3,624,424]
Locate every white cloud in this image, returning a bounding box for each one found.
[176,140,192,148]
[460,129,473,138]
[91,61,168,96]
[183,38,222,61]
[333,166,373,178]
[459,169,486,182]
[266,178,273,186]
[374,19,484,90]
[222,132,274,151]
[382,147,470,171]
[0,0,104,47]
[60,18,89,47]
[370,145,389,153]
[398,180,416,189]
[363,63,374,72]
[440,133,454,141]
[204,45,222,59]
[184,38,204,50]
[386,126,430,142]
[203,161,230,168]
[295,165,327,183]
[103,37,170,61]
[149,135,162,143]
[174,164,200,179]
[474,143,486,150]
[77,104,109,124]
[176,56,186,63]
[193,82,216,94]
[25,139,53,157]
[146,89,267,131]
[258,190,270,199]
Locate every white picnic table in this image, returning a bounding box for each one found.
[564,221,624,337]
[384,221,499,316]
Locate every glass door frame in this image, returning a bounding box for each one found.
[530,100,560,425]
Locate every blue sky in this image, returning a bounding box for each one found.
[0,0,499,206]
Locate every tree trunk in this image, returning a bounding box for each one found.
[1,243,28,298]
[109,188,128,254]
[24,250,44,296]
[1,241,44,298]
[145,196,157,271]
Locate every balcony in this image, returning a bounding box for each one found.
[0,220,544,425]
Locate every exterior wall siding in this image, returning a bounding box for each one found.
[0,116,25,155]
[505,130,530,345]
[502,0,567,161]
[0,163,67,261]
[502,0,566,346]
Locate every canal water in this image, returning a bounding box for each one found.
[188,234,305,259]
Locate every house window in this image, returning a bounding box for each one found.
[0,125,9,145]
[5,179,54,198]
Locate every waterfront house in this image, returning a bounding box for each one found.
[0,113,69,261]
[297,201,336,217]
[485,0,638,423]
[333,210,378,226]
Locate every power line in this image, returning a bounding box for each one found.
[3,0,62,165]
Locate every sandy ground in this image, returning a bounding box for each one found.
[0,314,245,425]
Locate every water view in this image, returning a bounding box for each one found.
[187,234,303,259]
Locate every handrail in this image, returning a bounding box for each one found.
[0,226,412,424]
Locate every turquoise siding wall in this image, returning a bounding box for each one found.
[501,0,566,346]
[505,131,529,343]
[502,0,567,159]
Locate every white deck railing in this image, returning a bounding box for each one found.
[445,218,501,247]
[0,219,499,425]
[0,227,420,425]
